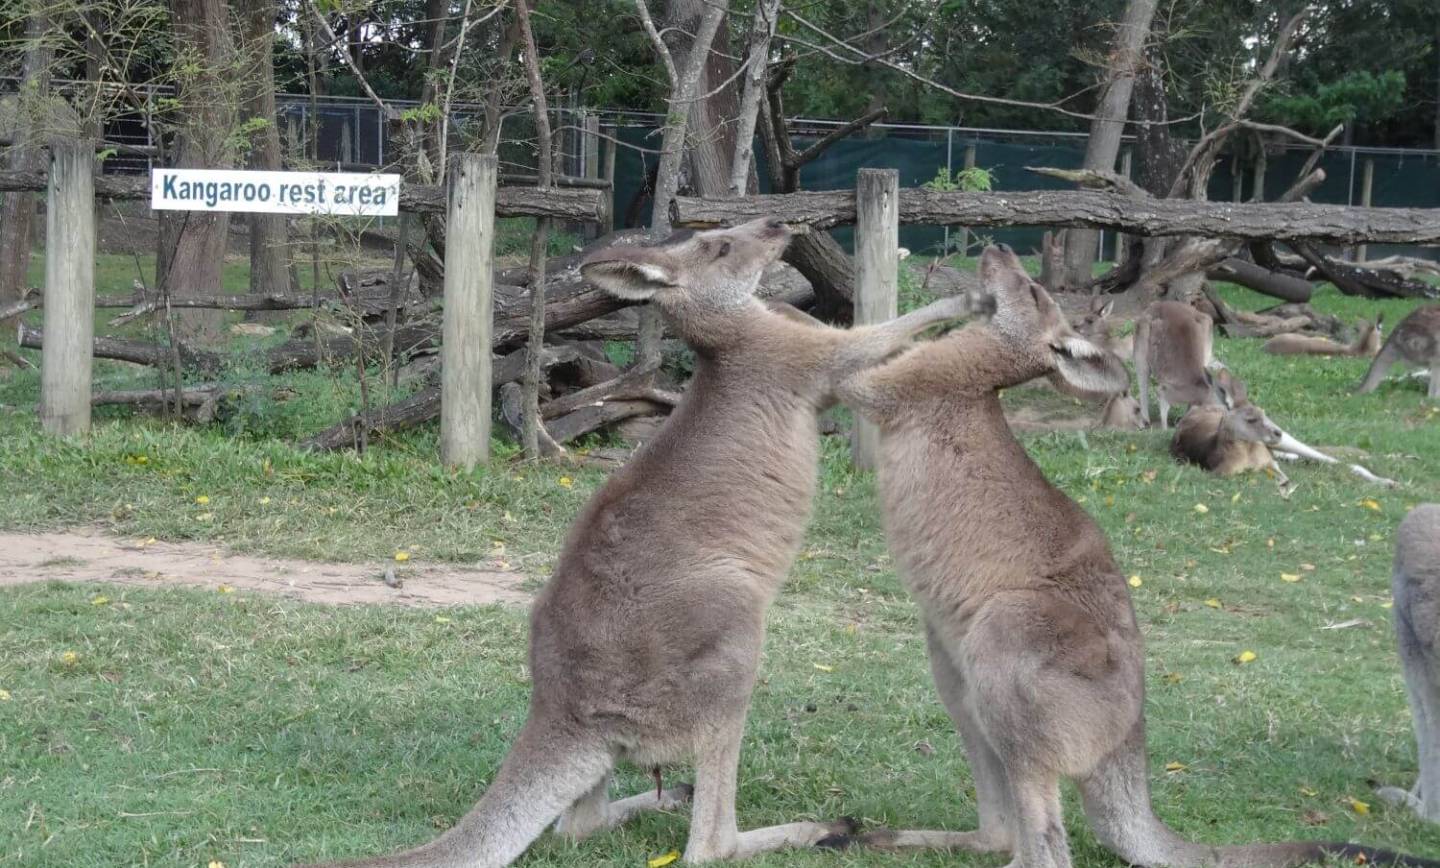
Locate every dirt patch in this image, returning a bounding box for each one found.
[0,530,530,608]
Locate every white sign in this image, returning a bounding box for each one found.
[150,168,401,216]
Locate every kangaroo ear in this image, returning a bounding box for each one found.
[1047,336,1129,400]
[580,249,679,300]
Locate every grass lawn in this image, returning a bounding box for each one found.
[2,255,1439,867]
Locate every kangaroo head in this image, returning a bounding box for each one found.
[1072,296,1116,342]
[1099,392,1145,430]
[979,244,1128,398]
[1357,315,1383,354]
[1220,400,1284,447]
[579,217,792,312]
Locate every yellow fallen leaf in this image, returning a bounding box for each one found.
[1163,672,1183,684]
[1193,503,1209,514]
[491,541,507,554]
[258,497,271,505]
[394,551,411,562]
[1105,494,1116,507]
[61,651,79,665]
[558,476,574,489]
[1204,598,1222,609]
[1359,498,1380,511]
[1352,596,1365,603]
[195,512,213,521]
[1231,491,1242,503]
[1164,761,1188,772]
[502,511,516,523]
[218,585,235,594]
[0,689,11,701]
[1381,600,1394,609]
[1128,575,1143,588]
[91,595,109,606]
[812,663,834,672]
[1300,563,1316,572]
[1299,786,1319,797]
[648,850,681,868]
[1267,537,1275,548]
[1281,573,1302,583]
[1234,650,1257,665]
[1348,797,1370,815]
[209,861,226,868]
[435,616,451,624]
[195,495,210,505]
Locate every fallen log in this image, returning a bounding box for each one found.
[1207,258,1313,303]
[18,323,224,374]
[300,345,580,451]
[673,189,1440,245]
[0,171,606,222]
[1288,244,1439,299]
[540,358,661,420]
[547,398,666,445]
[92,383,273,424]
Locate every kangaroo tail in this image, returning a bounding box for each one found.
[1078,726,1440,868]
[295,718,612,868]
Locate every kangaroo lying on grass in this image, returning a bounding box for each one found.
[1378,504,1440,825]
[829,244,1436,868]
[1170,368,1291,489]
[297,218,974,868]
[1262,316,1383,357]
[1357,306,1440,399]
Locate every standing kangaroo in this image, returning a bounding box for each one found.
[1134,300,1217,429]
[297,218,972,868]
[1357,306,1440,398]
[1378,504,1440,825]
[830,245,1438,868]
[1262,316,1383,357]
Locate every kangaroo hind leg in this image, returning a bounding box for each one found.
[554,773,694,842]
[681,716,852,863]
[853,623,1014,855]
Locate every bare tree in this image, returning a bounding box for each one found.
[1060,0,1158,287]
[238,0,289,301]
[633,0,728,365]
[160,0,241,343]
[0,2,51,337]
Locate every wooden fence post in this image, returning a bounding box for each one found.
[852,167,898,470]
[956,142,976,254]
[1356,158,1374,262]
[440,152,497,470]
[582,113,602,239]
[601,126,618,236]
[39,139,95,436]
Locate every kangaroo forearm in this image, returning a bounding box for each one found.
[834,296,967,374]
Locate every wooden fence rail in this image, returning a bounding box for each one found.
[672,189,1440,245]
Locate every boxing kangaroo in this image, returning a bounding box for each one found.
[830,244,1438,868]
[296,218,972,868]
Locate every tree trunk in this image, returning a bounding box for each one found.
[162,0,240,344]
[0,6,51,336]
[665,0,741,197]
[238,0,289,302]
[1061,0,1158,287]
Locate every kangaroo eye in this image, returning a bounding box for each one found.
[716,241,732,258]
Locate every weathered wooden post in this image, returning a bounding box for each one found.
[1356,157,1375,262]
[955,142,977,254]
[851,168,898,470]
[440,152,497,470]
[582,112,602,239]
[601,126,618,237]
[39,139,96,436]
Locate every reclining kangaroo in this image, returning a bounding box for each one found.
[297,217,973,868]
[1170,368,1290,487]
[1262,316,1382,357]
[830,244,1437,868]
[1378,504,1440,825]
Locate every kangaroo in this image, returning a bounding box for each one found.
[1073,297,1134,362]
[296,218,973,868]
[1170,369,1288,486]
[1262,315,1383,357]
[828,244,1438,868]
[1134,300,1217,429]
[1097,392,1145,431]
[1378,504,1440,825]
[1357,305,1440,398]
